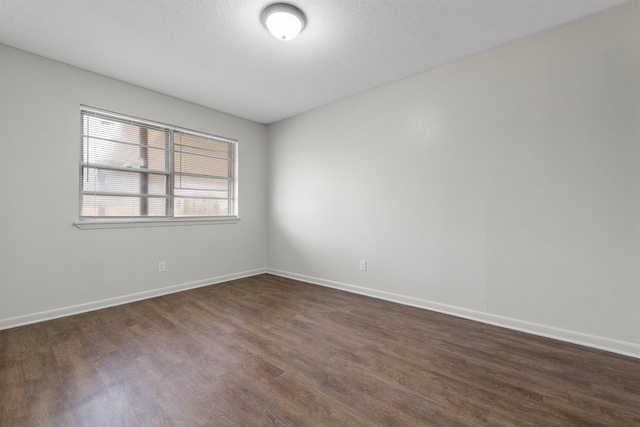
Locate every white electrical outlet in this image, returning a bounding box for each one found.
[360,260,367,271]
[158,261,166,272]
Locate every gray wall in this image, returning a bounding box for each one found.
[267,2,640,357]
[0,45,268,327]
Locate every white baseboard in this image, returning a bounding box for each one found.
[0,268,268,331]
[268,268,640,360]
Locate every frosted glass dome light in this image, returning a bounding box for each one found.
[261,3,306,41]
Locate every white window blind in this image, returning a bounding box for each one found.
[80,107,236,220]
[173,130,234,217]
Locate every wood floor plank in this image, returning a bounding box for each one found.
[1,273,640,426]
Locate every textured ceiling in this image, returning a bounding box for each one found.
[0,0,632,124]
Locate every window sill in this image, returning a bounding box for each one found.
[73,217,240,230]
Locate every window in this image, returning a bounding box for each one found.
[79,107,237,223]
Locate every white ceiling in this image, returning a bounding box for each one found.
[0,0,631,124]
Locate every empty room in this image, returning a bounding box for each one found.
[1,0,639,425]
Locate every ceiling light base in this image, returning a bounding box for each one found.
[261,3,306,41]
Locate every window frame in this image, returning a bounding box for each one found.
[74,106,239,229]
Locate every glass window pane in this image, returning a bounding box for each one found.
[174,175,228,198]
[82,195,166,217]
[174,152,228,177]
[174,198,229,217]
[174,133,229,159]
[84,115,167,149]
[174,189,228,199]
[83,115,168,171]
[82,168,166,196]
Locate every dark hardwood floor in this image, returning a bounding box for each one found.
[1,274,639,426]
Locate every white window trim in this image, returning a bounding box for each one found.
[76,106,240,229]
[73,217,240,230]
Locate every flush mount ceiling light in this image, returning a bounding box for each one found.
[261,3,306,41]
